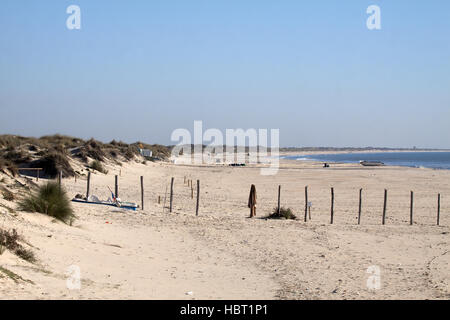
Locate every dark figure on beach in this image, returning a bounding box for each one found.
[248,184,257,218]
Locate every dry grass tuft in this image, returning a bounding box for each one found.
[0,159,18,176]
[267,207,297,220]
[90,160,108,174]
[32,151,75,178]
[19,182,74,223]
[0,229,36,263]
[1,187,15,201]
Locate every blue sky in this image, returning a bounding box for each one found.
[0,0,449,148]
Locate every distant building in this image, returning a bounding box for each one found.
[139,149,152,157]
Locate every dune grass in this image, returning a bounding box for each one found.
[0,228,36,263]
[33,151,76,178]
[19,182,74,223]
[267,207,297,220]
[1,187,15,201]
[0,159,18,176]
[0,203,15,214]
[0,266,34,284]
[90,160,108,174]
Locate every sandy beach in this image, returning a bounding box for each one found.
[1,155,449,300]
[2,1,450,306]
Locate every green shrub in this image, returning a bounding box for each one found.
[19,182,74,223]
[267,207,297,220]
[90,160,108,174]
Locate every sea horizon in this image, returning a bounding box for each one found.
[283,151,450,170]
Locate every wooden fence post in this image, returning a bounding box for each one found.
[382,189,387,225]
[191,185,194,199]
[140,176,144,210]
[86,171,91,199]
[158,195,161,204]
[196,180,200,216]
[304,186,308,222]
[330,187,334,224]
[437,194,441,226]
[169,177,174,213]
[358,188,362,225]
[115,175,119,199]
[277,185,281,216]
[410,191,414,225]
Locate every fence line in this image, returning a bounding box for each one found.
[168,179,446,226]
[71,172,446,226]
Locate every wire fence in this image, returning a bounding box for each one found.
[72,171,447,227]
[152,178,445,227]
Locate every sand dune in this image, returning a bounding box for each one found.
[1,157,449,299]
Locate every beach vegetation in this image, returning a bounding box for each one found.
[0,266,34,284]
[90,160,108,174]
[19,182,74,223]
[0,135,171,179]
[267,207,297,220]
[0,202,15,214]
[0,228,36,263]
[32,151,75,178]
[1,187,15,201]
[0,159,18,176]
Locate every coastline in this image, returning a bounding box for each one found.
[278,149,450,157]
[279,150,450,171]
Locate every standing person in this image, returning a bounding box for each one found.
[248,184,257,218]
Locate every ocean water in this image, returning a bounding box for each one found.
[283,152,450,170]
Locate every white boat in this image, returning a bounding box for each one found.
[359,160,385,167]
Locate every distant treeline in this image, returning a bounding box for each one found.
[168,144,448,154]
